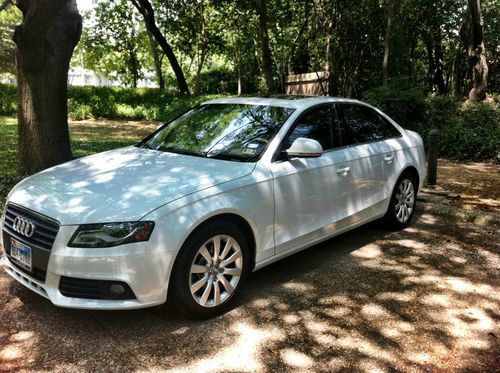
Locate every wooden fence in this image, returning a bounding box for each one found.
[284,71,329,95]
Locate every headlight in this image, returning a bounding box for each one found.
[68,221,155,248]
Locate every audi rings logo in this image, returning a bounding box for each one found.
[13,216,36,238]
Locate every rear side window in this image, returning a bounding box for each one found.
[285,105,343,151]
[341,105,400,144]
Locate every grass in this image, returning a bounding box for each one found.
[0,116,158,207]
[0,117,20,207]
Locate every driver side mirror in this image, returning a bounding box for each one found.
[285,137,323,158]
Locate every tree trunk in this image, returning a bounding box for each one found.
[127,42,139,88]
[461,0,488,101]
[194,0,207,96]
[237,57,242,95]
[451,42,465,96]
[130,0,189,95]
[433,37,447,95]
[13,0,82,175]
[194,48,206,96]
[256,0,276,94]
[425,36,435,92]
[147,32,164,90]
[382,0,392,86]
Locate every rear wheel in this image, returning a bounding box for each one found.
[383,173,417,229]
[169,221,250,319]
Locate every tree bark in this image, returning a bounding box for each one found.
[194,0,207,96]
[127,41,139,88]
[13,0,82,174]
[255,0,276,94]
[425,36,435,92]
[147,32,164,90]
[130,0,189,94]
[194,48,206,96]
[451,41,465,96]
[382,0,392,86]
[461,0,488,101]
[433,37,447,95]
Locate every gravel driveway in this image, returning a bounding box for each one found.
[1,177,499,371]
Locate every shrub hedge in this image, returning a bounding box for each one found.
[363,80,499,161]
[0,83,223,121]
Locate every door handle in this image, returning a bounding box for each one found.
[384,154,394,164]
[336,166,350,176]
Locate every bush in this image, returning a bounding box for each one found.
[0,84,17,117]
[363,78,427,128]
[363,81,499,162]
[431,99,499,161]
[67,86,223,121]
[0,83,225,122]
[190,67,237,94]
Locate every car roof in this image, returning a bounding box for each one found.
[203,95,365,110]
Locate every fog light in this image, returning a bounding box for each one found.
[109,283,125,295]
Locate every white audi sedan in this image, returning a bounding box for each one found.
[1,96,424,318]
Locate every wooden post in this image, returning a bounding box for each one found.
[427,129,439,186]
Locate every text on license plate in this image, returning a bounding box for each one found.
[10,238,32,271]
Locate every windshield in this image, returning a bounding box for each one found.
[141,103,295,162]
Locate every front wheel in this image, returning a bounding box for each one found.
[169,221,250,319]
[383,174,417,230]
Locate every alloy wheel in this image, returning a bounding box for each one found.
[189,234,243,307]
[395,178,415,224]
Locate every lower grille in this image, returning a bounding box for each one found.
[7,257,46,282]
[59,276,136,300]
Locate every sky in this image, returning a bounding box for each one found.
[77,0,94,12]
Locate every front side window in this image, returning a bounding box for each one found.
[143,104,295,162]
[341,105,400,144]
[285,105,343,151]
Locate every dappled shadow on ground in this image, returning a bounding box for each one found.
[69,119,157,142]
[435,159,500,214]
[0,202,498,372]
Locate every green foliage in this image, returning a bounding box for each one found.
[0,84,16,117]
[425,97,500,161]
[364,83,500,161]
[66,86,224,121]
[75,0,151,87]
[363,79,427,128]
[0,6,20,75]
[190,67,237,94]
[0,117,21,208]
[0,84,225,121]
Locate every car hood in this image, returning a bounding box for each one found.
[7,147,256,225]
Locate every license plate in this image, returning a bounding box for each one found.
[10,238,32,271]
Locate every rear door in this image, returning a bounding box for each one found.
[270,104,351,254]
[337,104,401,221]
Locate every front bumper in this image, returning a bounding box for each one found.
[1,224,176,310]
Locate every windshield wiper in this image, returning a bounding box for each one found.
[139,142,158,150]
[208,153,244,162]
[158,146,206,158]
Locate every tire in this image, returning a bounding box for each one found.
[382,173,418,230]
[169,220,250,319]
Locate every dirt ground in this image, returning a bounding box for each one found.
[69,119,158,142]
[0,155,499,371]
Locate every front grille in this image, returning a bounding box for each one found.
[59,276,136,300]
[3,204,59,251]
[2,203,60,282]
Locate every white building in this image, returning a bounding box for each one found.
[68,66,113,86]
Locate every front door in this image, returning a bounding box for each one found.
[270,105,351,254]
